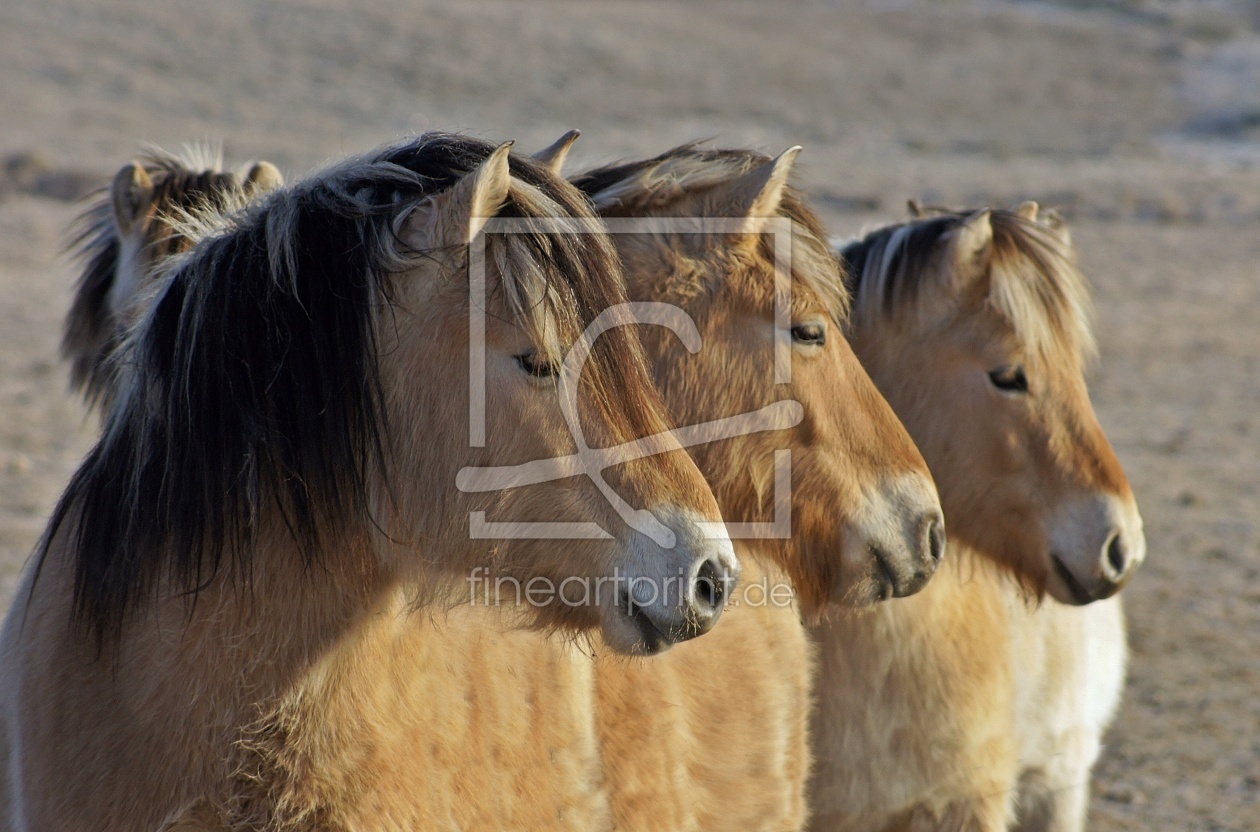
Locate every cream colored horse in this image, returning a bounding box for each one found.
[63,146,283,410]
[809,204,1144,831]
[0,134,737,831]
[572,145,945,830]
[85,139,943,832]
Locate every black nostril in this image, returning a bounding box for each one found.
[1106,533,1127,577]
[694,557,727,613]
[927,518,946,563]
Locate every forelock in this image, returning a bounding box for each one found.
[840,208,1095,367]
[572,144,850,323]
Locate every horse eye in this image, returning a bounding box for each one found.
[515,351,558,379]
[988,365,1029,394]
[791,323,827,346]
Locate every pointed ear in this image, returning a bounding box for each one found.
[111,163,155,236]
[532,130,580,177]
[942,209,993,290]
[1015,200,1039,221]
[409,141,515,249]
[240,161,284,195]
[710,146,801,238]
[1041,207,1072,248]
[907,198,925,218]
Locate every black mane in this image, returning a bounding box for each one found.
[39,133,583,644]
[837,215,957,314]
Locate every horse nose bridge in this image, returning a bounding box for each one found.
[634,505,736,570]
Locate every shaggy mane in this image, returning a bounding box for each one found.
[39,133,633,645]
[571,143,850,323]
[838,207,1096,368]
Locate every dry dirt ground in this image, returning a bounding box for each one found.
[0,1,1257,829]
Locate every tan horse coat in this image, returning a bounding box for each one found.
[1,135,733,832]
[29,141,941,832]
[574,145,943,832]
[808,205,1143,832]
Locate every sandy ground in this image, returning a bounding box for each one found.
[0,0,1257,828]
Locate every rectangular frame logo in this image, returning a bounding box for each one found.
[458,216,797,541]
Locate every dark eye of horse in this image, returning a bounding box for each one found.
[989,365,1029,394]
[791,323,827,346]
[515,351,558,379]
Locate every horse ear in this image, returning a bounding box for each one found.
[1041,207,1072,248]
[1015,200,1039,221]
[240,161,284,195]
[532,130,580,176]
[712,145,801,238]
[942,209,992,290]
[907,199,925,218]
[411,141,515,249]
[111,163,155,235]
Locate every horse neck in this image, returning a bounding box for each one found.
[111,516,396,712]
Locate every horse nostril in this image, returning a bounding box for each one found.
[926,517,946,563]
[693,556,728,614]
[1105,533,1127,578]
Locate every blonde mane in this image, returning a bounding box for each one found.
[839,207,1096,369]
[572,144,849,324]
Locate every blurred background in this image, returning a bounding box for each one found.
[0,1,1256,829]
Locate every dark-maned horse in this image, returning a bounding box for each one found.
[0,134,736,831]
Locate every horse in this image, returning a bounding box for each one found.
[63,146,283,411]
[570,144,946,830]
[808,203,1145,831]
[45,137,943,831]
[0,133,738,831]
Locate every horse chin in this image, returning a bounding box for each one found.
[594,578,706,656]
[1047,554,1110,606]
[598,602,675,656]
[828,571,896,609]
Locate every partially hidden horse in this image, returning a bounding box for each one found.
[63,146,283,411]
[0,133,738,831]
[571,144,946,830]
[808,203,1145,831]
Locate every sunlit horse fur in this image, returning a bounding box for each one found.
[62,146,283,411]
[809,203,1144,831]
[0,133,738,831]
[571,144,945,830]
[84,139,942,832]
